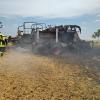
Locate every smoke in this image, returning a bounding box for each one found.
[0,41,100,75]
[0,47,33,73]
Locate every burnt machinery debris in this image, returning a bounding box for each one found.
[17,22,91,55]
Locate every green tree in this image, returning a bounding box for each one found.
[92,29,100,40]
[92,34,96,39]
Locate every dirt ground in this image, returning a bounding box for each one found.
[0,48,100,100]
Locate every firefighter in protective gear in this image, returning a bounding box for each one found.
[0,33,7,56]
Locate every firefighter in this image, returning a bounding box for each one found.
[0,33,7,56]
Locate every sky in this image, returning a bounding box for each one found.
[0,0,100,40]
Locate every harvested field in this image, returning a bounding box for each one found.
[0,49,100,100]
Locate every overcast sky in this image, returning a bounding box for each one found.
[0,0,100,40]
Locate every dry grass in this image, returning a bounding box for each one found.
[0,50,100,100]
[93,41,100,49]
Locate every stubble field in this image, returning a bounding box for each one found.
[0,47,100,100]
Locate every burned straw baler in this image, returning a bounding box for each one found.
[17,22,91,55]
